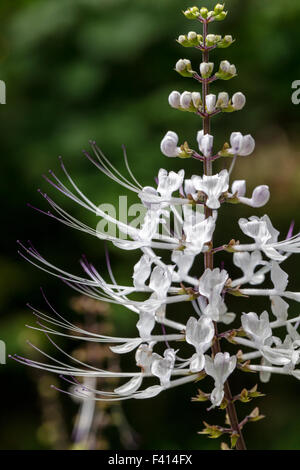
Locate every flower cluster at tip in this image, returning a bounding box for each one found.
[14,4,300,416]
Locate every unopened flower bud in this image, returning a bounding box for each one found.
[168,91,181,109]
[214,3,225,14]
[214,10,228,21]
[180,91,193,109]
[177,35,190,47]
[216,61,237,80]
[216,92,229,108]
[220,60,230,73]
[192,92,201,108]
[229,132,255,156]
[229,64,237,75]
[175,59,195,77]
[231,180,246,197]
[183,7,200,20]
[250,185,270,207]
[187,31,199,45]
[239,185,270,208]
[232,92,246,111]
[206,34,216,46]
[205,94,217,113]
[160,131,180,157]
[197,130,214,157]
[200,62,214,78]
[200,7,208,18]
[217,35,234,48]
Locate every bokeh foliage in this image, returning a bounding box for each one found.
[1,0,300,449]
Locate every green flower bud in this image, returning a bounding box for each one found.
[216,60,237,80]
[175,59,196,78]
[187,31,199,46]
[217,35,234,48]
[183,6,200,20]
[200,7,208,18]
[177,35,191,47]
[214,3,225,14]
[214,10,228,21]
[206,34,217,46]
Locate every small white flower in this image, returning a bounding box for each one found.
[270,295,289,322]
[229,132,255,156]
[241,311,272,347]
[198,268,228,321]
[192,169,229,209]
[171,250,194,281]
[160,131,181,157]
[157,168,185,198]
[233,250,267,285]
[149,266,172,299]
[232,92,246,110]
[183,206,216,255]
[184,179,198,200]
[205,353,236,407]
[186,316,215,351]
[151,349,176,387]
[135,344,154,373]
[133,255,152,289]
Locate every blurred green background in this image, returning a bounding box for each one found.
[1,0,300,450]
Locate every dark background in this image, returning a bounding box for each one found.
[1,0,300,450]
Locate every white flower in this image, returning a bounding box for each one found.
[238,215,282,259]
[233,250,267,285]
[171,250,194,282]
[192,169,229,209]
[184,179,198,200]
[232,92,246,111]
[228,132,255,156]
[182,206,215,255]
[151,349,176,387]
[133,255,152,289]
[168,91,181,109]
[135,344,154,373]
[186,316,214,371]
[270,295,289,322]
[149,266,172,299]
[205,94,216,113]
[241,311,272,347]
[197,130,214,157]
[205,353,236,407]
[157,168,184,198]
[198,268,228,320]
[160,131,181,157]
